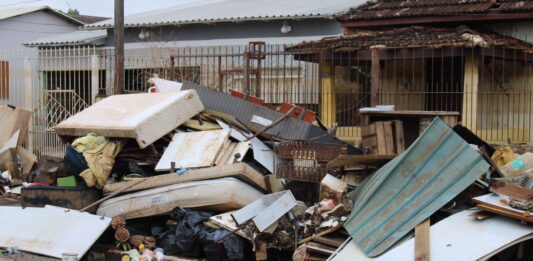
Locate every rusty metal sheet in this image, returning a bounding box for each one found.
[0,206,111,259]
[155,129,230,171]
[181,81,347,145]
[344,117,490,257]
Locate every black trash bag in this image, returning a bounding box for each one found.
[152,207,244,260]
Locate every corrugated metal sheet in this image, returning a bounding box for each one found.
[24,30,107,46]
[344,117,490,257]
[181,81,350,146]
[84,0,365,29]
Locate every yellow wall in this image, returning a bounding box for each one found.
[379,59,426,110]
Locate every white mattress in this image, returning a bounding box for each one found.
[97,177,264,219]
[55,90,204,149]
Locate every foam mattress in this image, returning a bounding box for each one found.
[97,177,263,219]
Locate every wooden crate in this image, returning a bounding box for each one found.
[361,120,404,155]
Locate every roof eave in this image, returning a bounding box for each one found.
[340,12,533,28]
[83,14,337,30]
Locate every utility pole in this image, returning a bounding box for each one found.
[114,0,124,94]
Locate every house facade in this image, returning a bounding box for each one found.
[286,0,533,145]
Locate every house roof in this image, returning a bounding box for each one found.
[338,0,533,22]
[0,6,85,25]
[24,30,107,47]
[285,25,533,53]
[64,13,109,24]
[84,0,366,29]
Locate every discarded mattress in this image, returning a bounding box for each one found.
[55,90,204,149]
[329,210,533,261]
[345,117,490,257]
[97,177,264,219]
[103,162,267,194]
[0,206,111,259]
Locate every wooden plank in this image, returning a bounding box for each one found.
[313,236,345,248]
[327,155,395,168]
[489,179,533,202]
[414,218,430,261]
[383,121,394,155]
[359,110,460,116]
[265,174,284,193]
[375,122,386,155]
[370,48,381,107]
[393,120,405,154]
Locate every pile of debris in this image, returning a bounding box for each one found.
[1,78,533,261]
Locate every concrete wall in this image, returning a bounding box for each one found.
[105,18,344,47]
[0,10,79,49]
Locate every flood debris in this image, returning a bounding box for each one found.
[2,79,533,261]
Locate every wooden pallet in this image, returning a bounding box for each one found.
[361,120,404,155]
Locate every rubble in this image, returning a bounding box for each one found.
[2,78,533,261]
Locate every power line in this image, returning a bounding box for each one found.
[0,0,43,8]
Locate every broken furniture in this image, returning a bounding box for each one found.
[276,141,347,182]
[359,110,459,147]
[473,193,533,223]
[55,90,205,149]
[21,186,101,213]
[97,177,264,219]
[345,117,490,257]
[0,105,32,148]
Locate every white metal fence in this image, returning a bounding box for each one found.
[1,44,319,158]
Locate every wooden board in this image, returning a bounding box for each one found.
[0,106,31,147]
[103,162,267,194]
[155,129,230,171]
[55,91,204,149]
[472,193,533,223]
[215,141,250,165]
[209,211,251,240]
[0,206,111,259]
[383,121,394,155]
[415,219,430,261]
[361,121,399,155]
[393,120,405,154]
